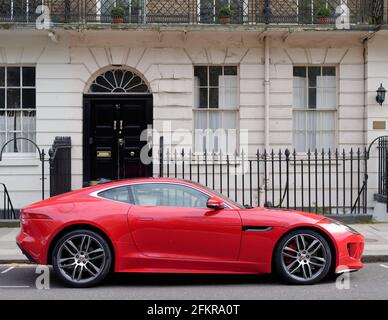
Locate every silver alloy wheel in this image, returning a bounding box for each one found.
[56,234,106,284]
[281,233,328,282]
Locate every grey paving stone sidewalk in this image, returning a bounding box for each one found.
[0,224,388,263]
[352,223,388,257]
[0,228,25,262]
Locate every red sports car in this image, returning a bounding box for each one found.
[17,178,364,287]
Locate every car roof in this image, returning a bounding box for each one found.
[87,177,196,191]
[83,177,242,210]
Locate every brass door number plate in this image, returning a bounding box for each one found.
[373,121,386,130]
[97,151,112,158]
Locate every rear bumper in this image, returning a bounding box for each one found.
[16,230,47,265]
[16,242,37,264]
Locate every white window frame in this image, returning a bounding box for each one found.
[292,65,338,154]
[193,65,240,155]
[0,65,37,158]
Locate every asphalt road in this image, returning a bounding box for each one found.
[0,263,387,300]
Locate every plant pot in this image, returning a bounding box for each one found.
[318,16,329,24]
[112,16,124,24]
[219,16,231,24]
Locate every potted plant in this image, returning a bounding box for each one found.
[111,6,125,24]
[316,5,331,24]
[218,5,233,24]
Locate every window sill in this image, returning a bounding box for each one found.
[192,108,239,111]
[0,157,41,167]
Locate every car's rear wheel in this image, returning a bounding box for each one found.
[273,229,332,285]
[52,230,111,288]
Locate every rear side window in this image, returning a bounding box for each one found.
[130,183,209,208]
[98,186,134,204]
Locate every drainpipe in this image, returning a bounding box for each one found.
[362,29,379,147]
[259,35,271,206]
[363,37,368,147]
[264,36,270,150]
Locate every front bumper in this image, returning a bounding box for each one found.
[333,232,364,273]
[335,234,364,273]
[317,220,365,273]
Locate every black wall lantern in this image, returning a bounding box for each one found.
[376,83,386,106]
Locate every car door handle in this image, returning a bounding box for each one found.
[138,217,154,221]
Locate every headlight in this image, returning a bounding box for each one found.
[323,218,360,235]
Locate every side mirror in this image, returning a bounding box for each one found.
[207,197,224,210]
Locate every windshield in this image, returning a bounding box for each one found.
[190,181,245,209]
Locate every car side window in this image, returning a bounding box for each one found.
[131,183,210,208]
[98,186,134,204]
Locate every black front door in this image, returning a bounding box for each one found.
[83,95,153,185]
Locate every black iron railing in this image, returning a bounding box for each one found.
[0,0,383,26]
[158,141,368,215]
[0,136,70,220]
[377,137,388,197]
[0,137,48,200]
[0,183,16,219]
[374,136,388,208]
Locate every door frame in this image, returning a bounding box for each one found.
[82,94,153,186]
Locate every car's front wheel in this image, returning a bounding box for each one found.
[273,229,332,285]
[52,229,112,288]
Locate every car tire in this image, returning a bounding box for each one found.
[52,229,112,288]
[273,229,332,285]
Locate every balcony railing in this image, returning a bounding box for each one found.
[0,0,384,27]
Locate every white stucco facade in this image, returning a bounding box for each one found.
[0,27,387,218]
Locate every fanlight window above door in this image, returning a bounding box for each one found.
[88,69,150,94]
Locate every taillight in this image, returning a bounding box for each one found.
[21,211,52,220]
[20,209,27,223]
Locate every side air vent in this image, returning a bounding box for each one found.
[242,226,273,232]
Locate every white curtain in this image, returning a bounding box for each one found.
[293,76,307,109]
[22,111,36,153]
[0,111,5,150]
[194,73,238,153]
[293,110,335,152]
[1,110,36,153]
[318,111,336,150]
[223,111,237,153]
[194,110,237,153]
[219,75,238,109]
[194,111,206,152]
[194,77,200,108]
[293,111,306,152]
[293,74,336,152]
[223,110,236,129]
[5,111,19,152]
[317,76,336,109]
[209,112,221,151]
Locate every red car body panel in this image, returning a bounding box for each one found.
[16,178,364,275]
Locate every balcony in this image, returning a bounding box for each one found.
[0,0,384,30]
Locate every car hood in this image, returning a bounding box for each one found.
[238,207,324,228]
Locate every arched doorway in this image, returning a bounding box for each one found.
[83,67,153,186]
